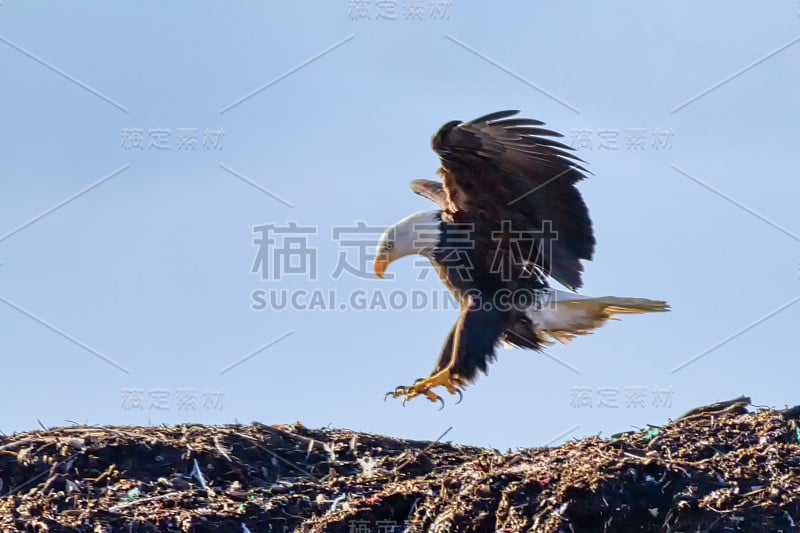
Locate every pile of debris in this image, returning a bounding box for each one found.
[1,397,799,532]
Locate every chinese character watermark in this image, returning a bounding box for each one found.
[569,386,674,408]
[121,388,225,411]
[332,222,387,280]
[252,223,318,281]
[121,128,224,151]
[347,0,453,21]
[490,220,556,283]
[250,220,567,312]
[568,128,674,151]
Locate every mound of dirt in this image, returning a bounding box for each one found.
[1,397,799,532]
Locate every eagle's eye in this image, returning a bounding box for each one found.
[385,242,394,251]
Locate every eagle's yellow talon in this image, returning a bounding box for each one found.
[389,369,461,408]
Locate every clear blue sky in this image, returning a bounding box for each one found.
[1,1,799,450]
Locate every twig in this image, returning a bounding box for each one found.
[677,396,751,421]
[86,464,117,483]
[330,493,347,512]
[256,424,320,447]
[214,436,233,463]
[55,426,151,443]
[394,426,453,473]
[10,467,50,495]
[0,436,36,451]
[108,491,185,513]
[191,458,208,490]
[421,427,453,454]
[233,432,316,480]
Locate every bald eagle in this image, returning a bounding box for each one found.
[374,110,668,407]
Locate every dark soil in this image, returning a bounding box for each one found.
[1,397,799,532]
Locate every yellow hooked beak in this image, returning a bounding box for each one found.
[374,255,390,279]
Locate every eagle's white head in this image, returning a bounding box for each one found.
[374,210,442,279]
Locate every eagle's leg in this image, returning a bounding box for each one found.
[388,302,501,407]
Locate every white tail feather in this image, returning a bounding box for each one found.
[529,290,669,344]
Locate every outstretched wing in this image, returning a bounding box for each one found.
[431,110,595,290]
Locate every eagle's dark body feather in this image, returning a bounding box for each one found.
[422,210,548,383]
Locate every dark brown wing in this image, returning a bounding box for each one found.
[431,110,595,290]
